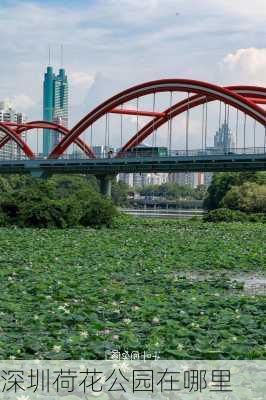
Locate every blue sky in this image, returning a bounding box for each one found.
[0,0,265,148]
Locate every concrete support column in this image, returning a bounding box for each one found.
[98,175,112,197]
[30,169,50,179]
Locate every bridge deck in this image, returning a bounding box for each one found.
[0,152,265,176]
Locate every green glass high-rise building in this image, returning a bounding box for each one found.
[43,66,68,156]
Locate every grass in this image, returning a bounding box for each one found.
[0,218,265,359]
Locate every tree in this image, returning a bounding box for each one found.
[51,174,99,199]
[193,185,207,200]
[80,197,118,227]
[111,180,129,206]
[203,208,248,222]
[0,176,12,193]
[137,182,197,199]
[203,172,265,210]
[203,173,239,210]
[0,174,118,228]
[221,182,266,213]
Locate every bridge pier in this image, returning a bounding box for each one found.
[30,168,50,179]
[97,175,112,197]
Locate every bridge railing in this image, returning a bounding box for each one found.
[0,147,265,161]
[114,147,266,159]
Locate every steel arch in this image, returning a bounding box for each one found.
[121,85,266,152]
[0,122,35,159]
[0,121,96,158]
[49,79,266,159]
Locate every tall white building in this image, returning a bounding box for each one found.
[144,173,168,186]
[118,172,168,188]
[0,101,27,159]
[118,173,134,187]
[168,172,198,188]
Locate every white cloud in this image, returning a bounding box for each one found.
[221,48,266,85]
[12,94,35,112]
[210,0,266,18]
[70,71,95,87]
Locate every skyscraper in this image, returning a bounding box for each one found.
[43,66,68,155]
[214,122,235,151]
[202,122,236,186]
[0,100,26,159]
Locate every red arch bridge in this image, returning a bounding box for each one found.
[0,79,266,195]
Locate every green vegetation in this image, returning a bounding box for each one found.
[0,175,117,228]
[221,182,266,213]
[0,218,265,360]
[204,172,266,210]
[111,179,130,206]
[203,208,266,223]
[203,172,266,222]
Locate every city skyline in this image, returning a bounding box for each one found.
[0,1,265,156]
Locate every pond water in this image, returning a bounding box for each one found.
[174,272,266,296]
[233,274,266,295]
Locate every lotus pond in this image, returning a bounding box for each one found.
[0,218,265,359]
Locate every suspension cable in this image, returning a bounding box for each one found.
[37,128,39,156]
[136,97,139,144]
[107,113,110,149]
[204,99,208,150]
[120,104,123,150]
[201,102,205,151]
[169,91,173,154]
[264,125,266,152]
[226,105,230,151]
[90,124,93,150]
[243,113,247,152]
[235,109,239,152]
[166,95,170,153]
[104,114,108,155]
[134,97,140,156]
[152,93,156,148]
[223,103,227,127]
[253,119,256,152]
[83,130,88,156]
[218,101,222,132]
[186,92,190,154]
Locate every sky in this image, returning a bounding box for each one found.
[0,0,266,149]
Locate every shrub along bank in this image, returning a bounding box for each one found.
[0,175,117,228]
[203,172,266,222]
[203,208,266,223]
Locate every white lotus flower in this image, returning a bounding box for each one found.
[52,345,62,353]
